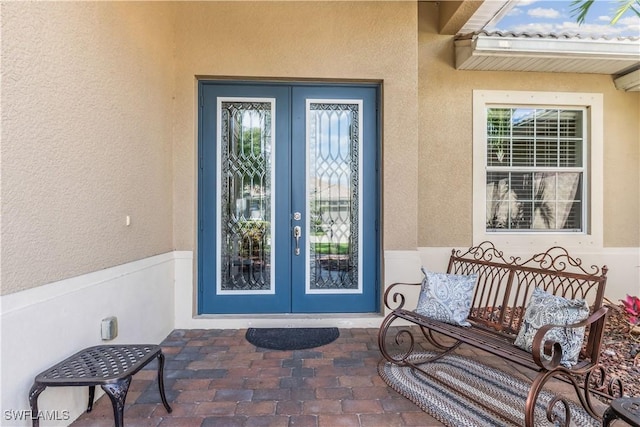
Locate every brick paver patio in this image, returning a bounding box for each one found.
[68,327,601,427]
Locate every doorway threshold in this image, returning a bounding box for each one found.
[177,313,385,330]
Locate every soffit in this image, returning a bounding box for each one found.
[455,31,640,75]
[436,0,510,35]
[453,1,640,83]
[439,1,484,35]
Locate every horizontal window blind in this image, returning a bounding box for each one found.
[485,107,586,232]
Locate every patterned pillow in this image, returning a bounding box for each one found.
[514,287,589,368]
[414,268,477,327]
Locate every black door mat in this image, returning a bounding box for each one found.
[245,327,339,350]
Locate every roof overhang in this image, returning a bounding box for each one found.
[455,32,640,75]
[614,68,640,91]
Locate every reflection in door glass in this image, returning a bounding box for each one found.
[308,102,360,291]
[219,101,273,291]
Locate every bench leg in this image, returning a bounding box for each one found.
[156,351,173,413]
[28,383,46,427]
[526,369,593,427]
[101,377,131,427]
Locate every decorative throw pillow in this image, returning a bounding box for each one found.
[514,287,589,368]
[414,268,477,327]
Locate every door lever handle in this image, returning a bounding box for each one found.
[293,226,301,256]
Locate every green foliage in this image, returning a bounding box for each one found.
[571,0,640,24]
[310,205,326,236]
[236,127,267,183]
[237,219,269,258]
[313,242,350,255]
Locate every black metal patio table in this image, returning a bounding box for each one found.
[29,344,172,427]
[603,397,640,427]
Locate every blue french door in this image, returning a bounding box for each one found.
[198,82,379,314]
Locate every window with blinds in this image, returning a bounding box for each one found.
[485,107,586,232]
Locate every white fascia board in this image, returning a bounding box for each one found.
[472,35,640,60]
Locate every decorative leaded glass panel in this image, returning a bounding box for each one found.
[219,101,273,291]
[307,102,360,291]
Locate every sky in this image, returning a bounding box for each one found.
[486,0,640,38]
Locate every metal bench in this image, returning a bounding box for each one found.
[29,344,172,427]
[378,241,620,427]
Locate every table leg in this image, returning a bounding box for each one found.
[28,383,46,427]
[603,406,617,427]
[156,351,173,413]
[101,377,131,427]
[87,385,95,412]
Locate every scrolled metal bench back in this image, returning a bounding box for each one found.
[448,241,608,337]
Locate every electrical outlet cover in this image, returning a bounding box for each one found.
[101,316,118,340]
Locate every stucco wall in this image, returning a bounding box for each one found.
[1,2,176,295]
[172,1,419,252]
[417,2,640,248]
[2,0,637,298]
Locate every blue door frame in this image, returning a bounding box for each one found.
[198,81,380,314]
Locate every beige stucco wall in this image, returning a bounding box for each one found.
[172,1,419,252]
[1,2,176,295]
[417,2,640,248]
[2,0,637,297]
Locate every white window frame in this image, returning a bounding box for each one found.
[473,90,603,249]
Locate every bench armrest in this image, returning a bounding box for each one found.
[383,282,421,310]
[531,306,609,370]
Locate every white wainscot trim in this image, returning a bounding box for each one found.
[380,250,424,322]
[415,245,639,303]
[468,244,639,303]
[382,246,640,322]
[175,251,401,329]
[174,245,638,331]
[0,252,176,426]
[592,247,640,302]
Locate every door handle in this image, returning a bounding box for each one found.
[293,226,301,256]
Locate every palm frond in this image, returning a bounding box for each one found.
[571,0,639,25]
[611,0,640,24]
[571,0,595,25]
